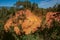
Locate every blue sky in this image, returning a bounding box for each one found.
[0,0,60,8]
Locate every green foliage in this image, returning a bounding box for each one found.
[43,20,60,40]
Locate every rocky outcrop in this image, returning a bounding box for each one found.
[4,9,42,35]
[45,12,60,28]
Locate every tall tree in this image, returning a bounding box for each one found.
[57,4,60,12]
[15,0,32,9]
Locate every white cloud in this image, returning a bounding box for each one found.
[38,0,58,8]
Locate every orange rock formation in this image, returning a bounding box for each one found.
[45,12,60,28]
[4,9,42,35]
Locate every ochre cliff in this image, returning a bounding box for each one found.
[4,9,42,35]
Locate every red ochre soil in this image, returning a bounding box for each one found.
[45,12,60,28]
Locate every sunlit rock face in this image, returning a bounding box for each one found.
[45,12,60,28]
[4,9,42,35]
